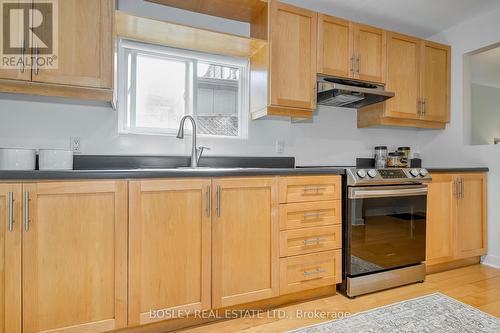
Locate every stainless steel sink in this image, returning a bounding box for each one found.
[175,166,213,170]
[74,167,263,172]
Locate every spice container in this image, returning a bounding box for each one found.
[397,147,411,168]
[387,151,405,168]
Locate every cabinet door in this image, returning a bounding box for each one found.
[421,41,450,123]
[456,174,487,258]
[128,179,211,326]
[270,1,317,110]
[32,0,113,88]
[385,32,421,119]
[317,14,353,78]
[22,181,127,333]
[0,184,22,333]
[354,24,385,83]
[426,174,455,265]
[0,0,31,81]
[212,177,279,308]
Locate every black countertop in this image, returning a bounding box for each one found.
[0,156,346,180]
[0,167,346,180]
[0,155,488,180]
[427,167,489,173]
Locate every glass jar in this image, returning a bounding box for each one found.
[387,151,404,168]
[374,146,388,169]
[397,147,411,168]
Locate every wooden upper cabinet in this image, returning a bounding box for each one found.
[421,41,451,123]
[426,174,455,266]
[317,15,385,84]
[0,185,22,333]
[456,173,487,259]
[0,0,31,81]
[269,1,317,110]
[128,179,211,326]
[317,14,352,78]
[22,181,127,333]
[353,24,385,83]
[32,0,113,88]
[384,32,421,119]
[212,177,279,308]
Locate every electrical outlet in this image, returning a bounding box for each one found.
[70,137,81,153]
[275,140,285,154]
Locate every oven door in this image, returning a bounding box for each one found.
[347,185,427,277]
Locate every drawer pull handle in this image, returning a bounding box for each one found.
[303,237,326,245]
[303,212,324,219]
[302,186,327,195]
[303,268,327,277]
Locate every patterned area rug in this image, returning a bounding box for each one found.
[288,293,500,333]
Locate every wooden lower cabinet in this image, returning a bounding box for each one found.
[22,181,128,333]
[4,175,342,332]
[280,250,342,295]
[279,176,341,203]
[456,173,487,258]
[426,174,455,265]
[426,173,487,269]
[212,177,280,308]
[279,201,341,230]
[128,179,211,326]
[0,184,22,333]
[279,225,342,257]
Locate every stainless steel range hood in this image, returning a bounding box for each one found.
[317,76,395,109]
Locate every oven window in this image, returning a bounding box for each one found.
[348,195,426,276]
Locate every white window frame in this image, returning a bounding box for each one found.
[117,39,249,139]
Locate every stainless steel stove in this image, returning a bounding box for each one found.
[340,168,431,298]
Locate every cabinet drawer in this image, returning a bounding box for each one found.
[280,225,342,257]
[279,200,341,230]
[280,250,342,295]
[279,176,341,203]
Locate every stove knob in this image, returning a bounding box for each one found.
[357,170,367,178]
[420,168,429,177]
[367,169,377,178]
[410,169,420,177]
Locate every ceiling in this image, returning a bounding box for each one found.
[470,46,500,89]
[281,0,500,38]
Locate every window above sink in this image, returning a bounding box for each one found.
[117,39,250,138]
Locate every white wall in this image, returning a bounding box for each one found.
[0,0,420,162]
[419,5,500,266]
[470,84,500,145]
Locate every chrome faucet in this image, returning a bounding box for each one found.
[176,115,209,167]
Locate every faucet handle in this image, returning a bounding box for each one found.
[196,146,210,163]
[197,145,211,152]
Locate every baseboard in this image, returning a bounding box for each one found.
[115,285,337,333]
[426,257,480,274]
[481,254,500,269]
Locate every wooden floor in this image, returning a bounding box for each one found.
[180,264,500,333]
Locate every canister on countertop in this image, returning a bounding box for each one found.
[387,151,405,168]
[374,146,388,169]
[397,147,411,168]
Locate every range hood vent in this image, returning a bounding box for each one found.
[317,77,395,109]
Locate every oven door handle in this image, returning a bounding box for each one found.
[349,186,428,199]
